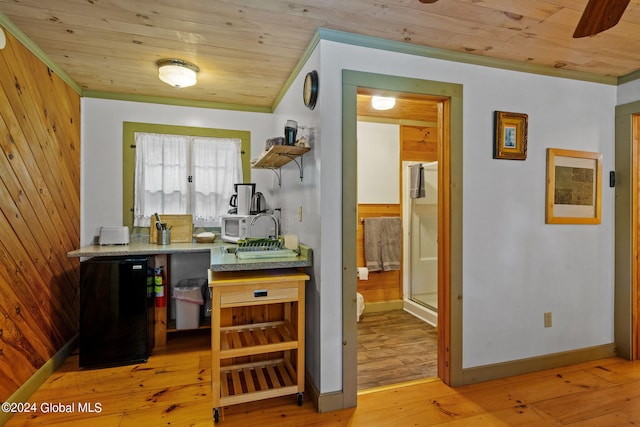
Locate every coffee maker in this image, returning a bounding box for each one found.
[228,183,255,215]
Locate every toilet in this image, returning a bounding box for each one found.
[357,292,365,322]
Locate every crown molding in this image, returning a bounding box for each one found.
[316,28,617,86]
[82,90,271,113]
[0,13,83,94]
[618,69,640,85]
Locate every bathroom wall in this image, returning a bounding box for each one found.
[356,122,401,305]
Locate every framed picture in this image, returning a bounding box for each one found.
[546,148,602,224]
[494,111,528,160]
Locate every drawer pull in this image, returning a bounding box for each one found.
[254,290,268,298]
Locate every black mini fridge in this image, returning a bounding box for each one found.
[79,256,154,368]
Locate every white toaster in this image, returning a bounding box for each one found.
[99,226,130,245]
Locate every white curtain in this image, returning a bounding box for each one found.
[191,137,242,224]
[134,132,242,227]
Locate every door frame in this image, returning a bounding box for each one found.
[341,70,463,408]
[614,102,640,360]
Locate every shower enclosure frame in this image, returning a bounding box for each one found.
[402,160,439,327]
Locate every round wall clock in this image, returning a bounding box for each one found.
[303,70,318,110]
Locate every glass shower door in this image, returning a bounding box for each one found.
[410,162,438,310]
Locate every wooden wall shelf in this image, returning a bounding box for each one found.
[252,145,311,186]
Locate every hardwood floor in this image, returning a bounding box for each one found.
[6,330,640,425]
[5,331,214,426]
[357,310,437,389]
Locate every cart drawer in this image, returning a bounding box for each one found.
[220,286,298,306]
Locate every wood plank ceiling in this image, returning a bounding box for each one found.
[1,0,640,110]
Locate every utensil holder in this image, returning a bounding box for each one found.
[157,228,171,245]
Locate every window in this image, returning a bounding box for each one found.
[122,122,250,230]
[133,132,242,227]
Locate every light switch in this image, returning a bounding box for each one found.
[544,312,552,328]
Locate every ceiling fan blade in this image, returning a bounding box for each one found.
[418,0,439,3]
[573,0,631,38]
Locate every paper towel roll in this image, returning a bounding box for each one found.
[283,234,299,250]
[357,267,369,280]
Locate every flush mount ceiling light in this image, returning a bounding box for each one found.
[156,59,199,89]
[371,96,396,111]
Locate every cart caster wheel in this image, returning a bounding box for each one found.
[213,407,220,423]
[297,392,303,406]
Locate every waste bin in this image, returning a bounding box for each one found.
[172,278,207,330]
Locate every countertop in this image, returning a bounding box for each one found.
[67,241,313,272]
[209,244,312,272]
[67,241,222,258]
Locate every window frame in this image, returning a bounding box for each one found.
[123,121,251,230]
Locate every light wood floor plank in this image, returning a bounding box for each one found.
[6,327,640,425]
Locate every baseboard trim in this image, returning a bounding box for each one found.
[305,370,349,413]
[459,342,617,385]
[305,370,320,410]
[316,390,346,413]
[0,335,77,425]
[362,300,403,314]
[308,343,617,414]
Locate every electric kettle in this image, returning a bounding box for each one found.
[250,192,267,214]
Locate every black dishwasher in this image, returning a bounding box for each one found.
[79,256,154,368]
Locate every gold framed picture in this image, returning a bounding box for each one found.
[494,111,528,160]
[546,148,602,224]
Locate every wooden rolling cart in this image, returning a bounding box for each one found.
[208,269,308,423]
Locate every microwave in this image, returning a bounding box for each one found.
[220,214,276,243]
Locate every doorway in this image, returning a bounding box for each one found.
[342,70,464,407]
[613,104,640,361]
[355,92,441,389]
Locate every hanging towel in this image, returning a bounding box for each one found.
[363,217,402,272]
[410,163,425,199]
[380,217,401,271]
[364,217,383,272]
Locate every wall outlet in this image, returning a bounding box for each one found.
[297,205,303,222]
[544,312,552,328]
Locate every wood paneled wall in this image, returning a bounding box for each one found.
[401,125,438,162]
[0,30,80,400]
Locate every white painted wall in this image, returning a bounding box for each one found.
[80,99,276,246]
[317,39,616,386]
[357,122,400,204]
[269,49,324,389]
[617,79,640,106]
